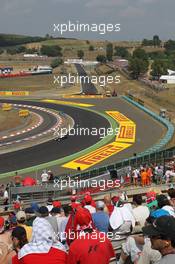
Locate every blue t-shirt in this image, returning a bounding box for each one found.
[92,211,109,233]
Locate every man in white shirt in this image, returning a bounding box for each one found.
[132,194,150,229]
[41,170,49,184]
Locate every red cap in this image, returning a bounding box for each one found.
[52,201,62,208]
[84,195,92,203]
[71,202,81,209]
[0,217,4,228]
[75,207,92,227]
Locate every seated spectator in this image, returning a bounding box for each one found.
[110,197,135,234]
[156,194,175,217]
[12,218,67,264]
[11,226,28,264]
[143,216,175,264]
[25,208,36,226]
[92,201,109,233]
[46,198,54,213]
[132,194,150,229]
[103,195,114,216]
[168,188,175,209]
[39,206,58,236]
[83,195,96,214]
[0,216,16,263]
[16,211,32,242]
[67,207,115,264]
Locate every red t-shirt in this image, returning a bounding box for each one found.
[12,247,67,264]
[67,231,115,264]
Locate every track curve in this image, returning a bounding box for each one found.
[0,100,110,173]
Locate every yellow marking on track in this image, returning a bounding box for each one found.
[42,99,94,107]
[62,142,131,170]
[62,95,104,99]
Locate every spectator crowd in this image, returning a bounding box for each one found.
[0,185,174,264]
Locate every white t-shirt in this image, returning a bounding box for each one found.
[84,205,96,214]
[163,205,175,217]
[41,172,49,182]
[3,190,8,200]
[133,205,150,227]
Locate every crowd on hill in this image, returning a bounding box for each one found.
[0,186,175,264]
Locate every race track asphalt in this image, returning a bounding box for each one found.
[0,104,58,144]
[0,100,110,173]
[0,97,165,175]
[75,64,98,94]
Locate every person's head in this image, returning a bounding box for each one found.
[47,198,53,205]
[96,201,105,211]
[50,207,61,216]
[62,205,72,217]
[25,207,36,220]
[75,207,92,230]
[143,216,175,255]
[0,216,5,234]
[84,195,92,205]
[133,194,143,206]
[39,206,49,217]
[157,194,170,209]
[12,226,28,250]
[16,211,27,224]
[168,188,175,207]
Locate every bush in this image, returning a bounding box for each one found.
[40,45,62,57]
[51,58,63,68]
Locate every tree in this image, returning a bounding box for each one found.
[106,43,113,61]
[114,46,129,58]
[133,48,148,61]
[89,45,94,51]
[151,60,167,78]
[50,58,63,68]
[142,38,154,46]
[40,45,62,57]
[77,50,84,59]
[96,55,106,63]
[129,58,149,79]
[153,35,161,47]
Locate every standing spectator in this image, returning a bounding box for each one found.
[67,207,115,264]
[92,201,109,233]
[155,166,163,184]
[143,216,175,264]
[141,169,148,187]
[46,198,54,213]
[41,170,49,185]
[13,173,22,187]
[48,170,54,183]
[132,168,139,186]
[132,194,150,229]
[3,186,9,211]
